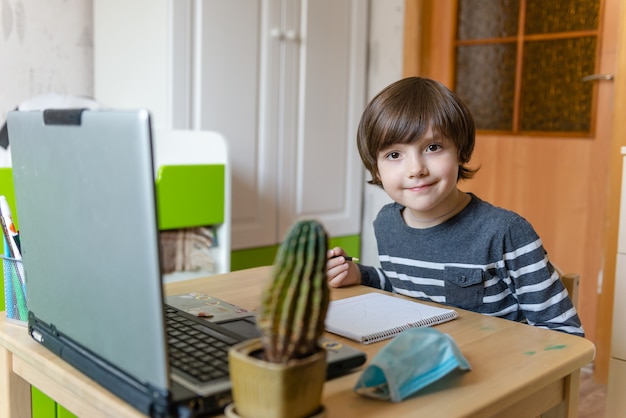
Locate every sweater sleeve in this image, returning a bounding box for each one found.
[503,218,585,337]
[358,265,393,292]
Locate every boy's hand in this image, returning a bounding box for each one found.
[326,247,361,287]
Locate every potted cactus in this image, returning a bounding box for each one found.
[227,219,330,418]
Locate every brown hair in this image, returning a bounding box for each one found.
[357,77,478,186]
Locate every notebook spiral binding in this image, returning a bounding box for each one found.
[362,311,458,344]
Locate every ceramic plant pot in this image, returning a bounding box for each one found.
[228,338,326,418]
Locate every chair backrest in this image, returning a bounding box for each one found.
[553,264,580,307]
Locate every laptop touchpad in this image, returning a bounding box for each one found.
[216,317,260,339]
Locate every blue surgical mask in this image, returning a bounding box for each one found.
[354,328,471,402]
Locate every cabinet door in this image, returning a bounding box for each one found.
[197,0,367,249]
[196,0,279,250]
[277,0,367,241]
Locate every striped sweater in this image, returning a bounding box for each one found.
[358,194,584,337]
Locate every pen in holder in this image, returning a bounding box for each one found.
[2,255,28,325]
[0,196,27,325]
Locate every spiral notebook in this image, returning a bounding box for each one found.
[325,293,458,344]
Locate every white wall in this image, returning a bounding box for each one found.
[0,0,94,166]
[361,0,404,265]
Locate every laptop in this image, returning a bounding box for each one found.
[6,108,366,417]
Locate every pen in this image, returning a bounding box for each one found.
[3,238,15,319]
[334,255,359,262]
[0,199,28,321]
[0,196,26,297]
[0,196,20,260]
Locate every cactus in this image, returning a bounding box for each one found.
[257,219,330,363]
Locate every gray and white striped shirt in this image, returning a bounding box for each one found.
[358,194,584,337]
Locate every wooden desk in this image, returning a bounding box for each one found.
[0,266,595,418]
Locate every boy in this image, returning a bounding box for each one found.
[326,77,584,337]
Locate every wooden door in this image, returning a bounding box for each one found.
[404,0,622,382]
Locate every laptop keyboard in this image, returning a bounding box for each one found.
[165,306,237,384]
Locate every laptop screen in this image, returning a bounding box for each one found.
[8,109,171,390]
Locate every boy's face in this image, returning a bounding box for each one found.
[376,127,461,222]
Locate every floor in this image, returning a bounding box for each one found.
[578,366,607,418]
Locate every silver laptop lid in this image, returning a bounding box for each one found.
[7,108,170,390]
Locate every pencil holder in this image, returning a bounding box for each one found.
[2,256,28,325]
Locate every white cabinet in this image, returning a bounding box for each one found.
[606,147,626,417]
[606,358,626,417]
[94,0,367,250]
[613,254,626,360]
